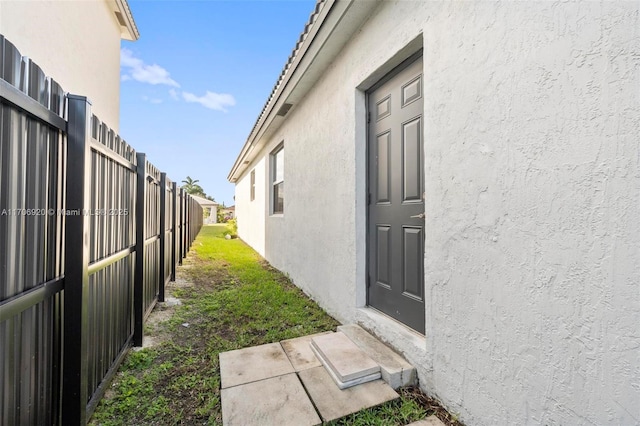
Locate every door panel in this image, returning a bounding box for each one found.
[376,96,391,121]
[376,225,391,287]
[376,132,391,203]
[403,117,422,202]
[402,226,423,300]
[368,56,425,333]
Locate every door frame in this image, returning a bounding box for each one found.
[364,49,425,324]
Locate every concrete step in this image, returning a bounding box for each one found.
[310,332,381,389]
[337,324,417,389]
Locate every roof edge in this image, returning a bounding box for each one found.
[114,0,140,41]
[190,194,219,206]
[227,0,335,182]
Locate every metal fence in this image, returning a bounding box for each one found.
[0,35,203,425]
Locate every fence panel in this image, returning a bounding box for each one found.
[144,159,161,316]
[0,36,66,426]
[84,115,137,414]
[170,182,178,280]
[188,196,203,248]
[160,175,174,297]
[0,34,204,424]
[177,188,185,263]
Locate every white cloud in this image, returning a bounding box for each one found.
[120,49,234,112]
[182,91,236,112]
[121,48,179,87]
[142,96,163,104]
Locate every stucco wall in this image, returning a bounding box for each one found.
[234,1,640,425]
[421,3,640,424]
[236,157,267,256]
[0,0,123,129]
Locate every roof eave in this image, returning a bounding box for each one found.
[113,0,140,41]
[227,0,382,183]
[227,0,335,182]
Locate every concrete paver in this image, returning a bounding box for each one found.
[311,332,380,383]
[298,366,399,422]
[281,332,332,372]
[311,342,382,389]
[219,342,294,389]
[221,373,321,426]
[338,324,416,388]
[220,326,422,425]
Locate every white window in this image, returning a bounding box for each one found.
[250,169,255,201]
[271,145,284,214]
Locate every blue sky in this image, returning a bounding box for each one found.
[120,0,317,206]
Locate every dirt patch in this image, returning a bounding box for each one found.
[399,387,464,426]
[141,297,183,349]
[171,274,194,289]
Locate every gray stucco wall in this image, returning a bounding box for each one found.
[235,2,640,424]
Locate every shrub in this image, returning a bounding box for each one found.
[225,218,238,238]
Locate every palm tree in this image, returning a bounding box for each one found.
[182,176,205,196]
[182,176,199,191]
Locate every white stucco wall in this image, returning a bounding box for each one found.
[236,157,267,256]
[233,1,640,425]
[0,0,123,129]
[420,3,640,425]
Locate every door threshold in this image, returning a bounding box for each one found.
[354,307,426,356]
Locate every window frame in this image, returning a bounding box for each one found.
[250,169,255,201]
[270,143,284,215]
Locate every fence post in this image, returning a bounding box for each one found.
[133,152,146,347]
[170,182,177,280]
[62,95,92,425]
[159,173,167,302]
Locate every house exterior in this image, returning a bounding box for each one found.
[229,1,639,425]
[0,0,139,129]
[191,194,219,224]
[220,205,236,221]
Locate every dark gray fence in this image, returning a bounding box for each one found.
[0,35,203,425]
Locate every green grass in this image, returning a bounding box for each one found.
[90,224,460,425]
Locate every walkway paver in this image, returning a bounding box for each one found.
[311,332,380,387]
[298,366,399,422]
[281,331,332,372]
[220,328,405,425]
[338,324,416,389]
[221,373,321,426]
[219,342,294,389]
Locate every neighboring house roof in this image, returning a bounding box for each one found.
[227,0,381,183]
[112,0,140,41]
[190,194,219,207]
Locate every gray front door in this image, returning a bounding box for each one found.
[367,56,425,333]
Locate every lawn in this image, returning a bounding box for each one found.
[90,224,461,425]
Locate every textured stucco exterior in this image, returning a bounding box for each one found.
[0,0,125,129]
[236,156,267,256]
[233,1,640,425]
